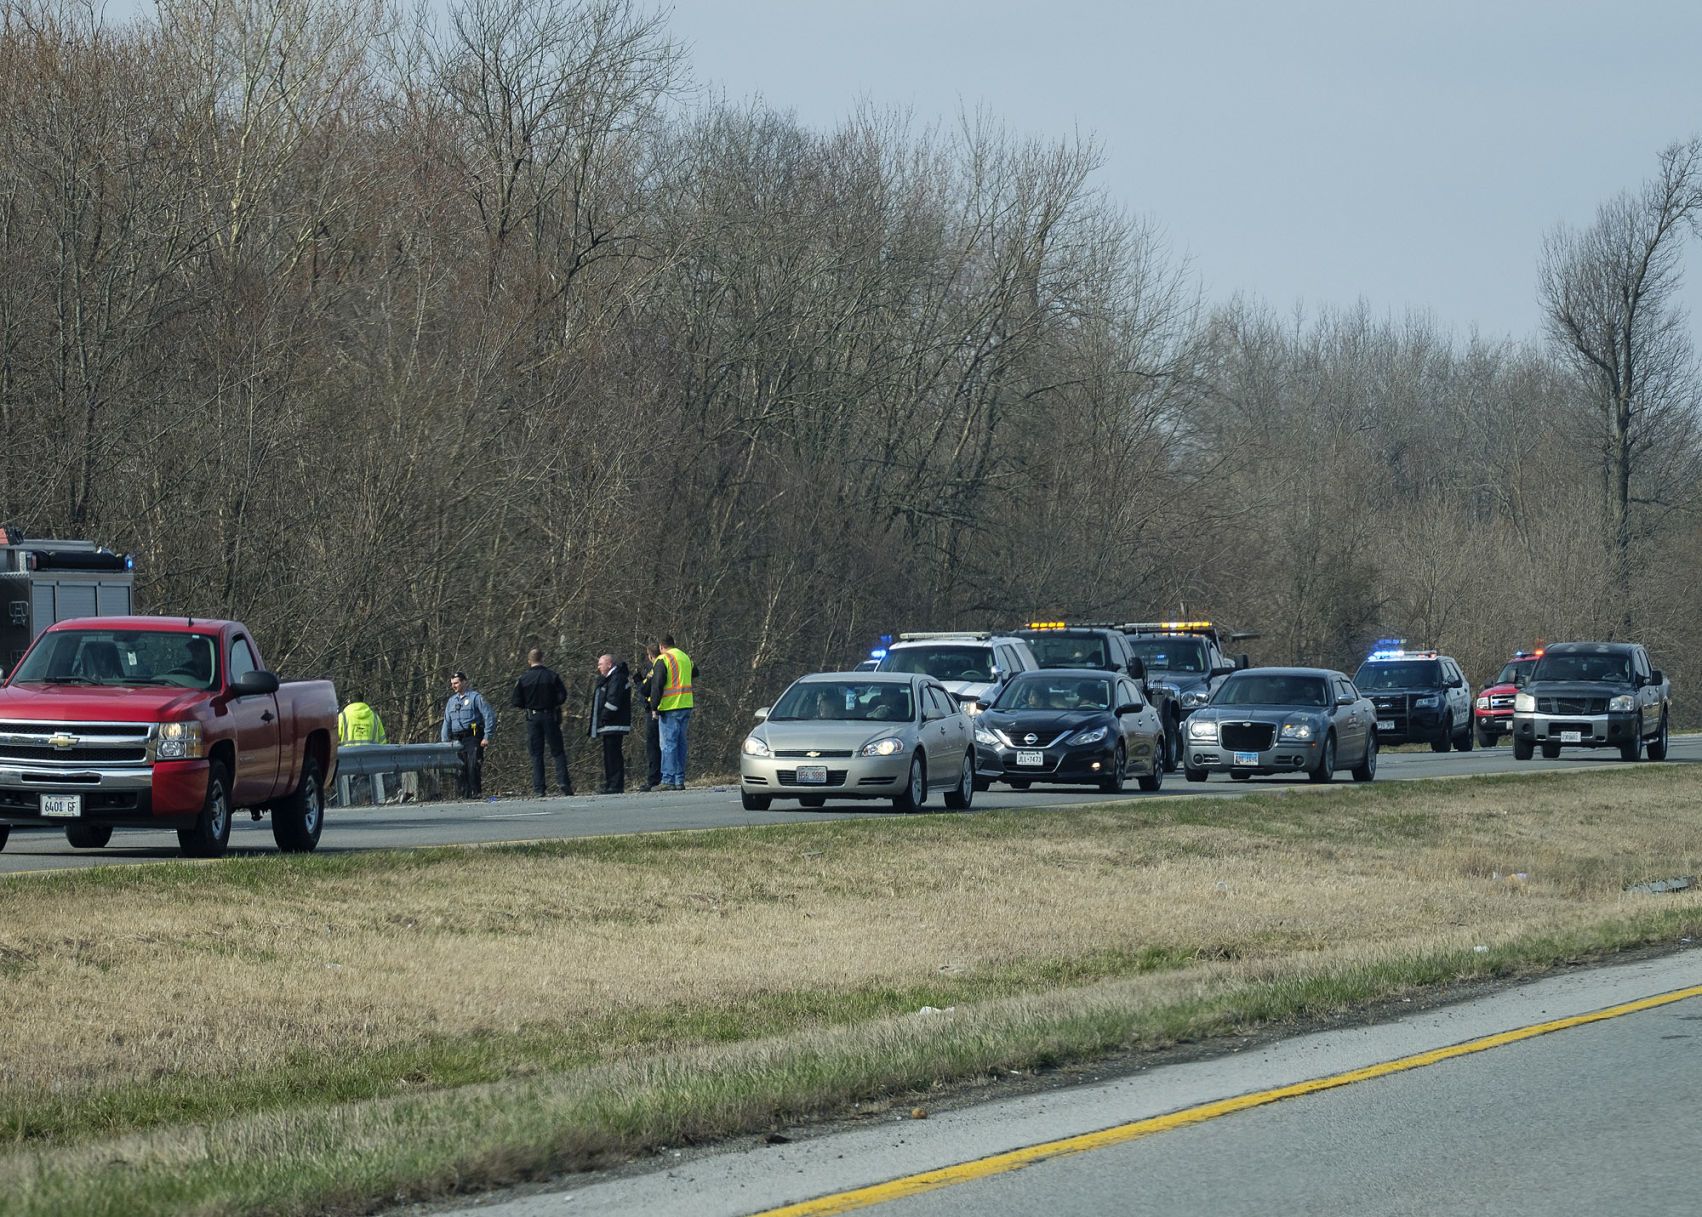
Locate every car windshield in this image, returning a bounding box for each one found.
[878,645,992,683]
[770,681,915,722]
[1125,638,1208,673]
[1025,634,1112,669]
[993,676,1113,712]
[1214,673,1329,707]
[1353,660,1441,690]
[1494,659,1538,685]
[8,629,220,690]
[1532,652,1632,683]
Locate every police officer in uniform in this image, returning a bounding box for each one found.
[441,671,497,799]
[511,648,574,797]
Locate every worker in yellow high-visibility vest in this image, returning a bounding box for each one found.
[337,700,387,745]
[651,634,695,790]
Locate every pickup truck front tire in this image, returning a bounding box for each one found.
[66,823,112,848]
[179,761,233,858]
[1647,713,1669,761]
[272,755,325,853]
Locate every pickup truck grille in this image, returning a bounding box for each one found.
[1536,697,1608,715]
[0,720,153,769]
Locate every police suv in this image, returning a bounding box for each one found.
[1352,643,1474,752]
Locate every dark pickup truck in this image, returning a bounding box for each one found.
[1510,641,1670,762]
[0,616,338,856]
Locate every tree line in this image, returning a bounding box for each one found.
[3,0,1699,788]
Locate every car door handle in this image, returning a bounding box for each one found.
[261,711,275,723]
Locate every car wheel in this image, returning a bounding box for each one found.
[1099,745,1127,794]
[1512,735,1533,760]
[892,756,926,812]
[0,826,8,852]
[740,790,772,811]
[1430,718,1451,753]
[1137,744,1163,791]
[1352,731,1377,782]
[945,752,974,809]
[1647,713,1669,761]
[178,761,233,858]
[65,823,113,848]
[1541,741,1562,759]
[1184,767,1207,783]
[798,795,827,807]
[1007,778,1031,790]
[1619,731,1641,763]
[271,754,324,853]
[1475,725,1496,749]
[1163,717,1181,772]
[1454,720,1473,751]
[1308,733,1337,783]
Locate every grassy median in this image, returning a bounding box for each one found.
[4,765,1702,1215]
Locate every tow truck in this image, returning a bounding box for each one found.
[1472,647,1542,748]
[1119,621,1256,720]
[1,526,135,676]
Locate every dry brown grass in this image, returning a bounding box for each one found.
[4,765,1701,1107]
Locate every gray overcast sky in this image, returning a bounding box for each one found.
[665,0,1702,343]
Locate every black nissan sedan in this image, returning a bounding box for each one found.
[1182,667,1377,783]
[972,669,1165,793]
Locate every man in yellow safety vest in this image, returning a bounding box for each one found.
[651,634,695,790]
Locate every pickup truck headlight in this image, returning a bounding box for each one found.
[861,736,907,756]
[1608,694,1636,712]
[1474,695,1489,710]
[1180,689,1211,710]
[1066,725,1109,746]
[1279,721,1314,741]
[1514,692,1535,713]
[1187,718,1219,741]
[741,735,771,757]
[152,721,205,760]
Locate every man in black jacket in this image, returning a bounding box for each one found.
[590,653,633,793]
[512,648,574,797]
[637,641,664,791]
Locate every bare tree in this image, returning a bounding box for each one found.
[1538,137,1702,594]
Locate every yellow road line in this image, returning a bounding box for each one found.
[753,981,1702,1217]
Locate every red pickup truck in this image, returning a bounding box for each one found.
[0,616,338,857]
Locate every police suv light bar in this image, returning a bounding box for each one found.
[897,631,994,641]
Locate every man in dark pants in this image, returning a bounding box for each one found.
[511,648,574,797]
[639,641,664,791]
[589,653,632,792]
[441,671,496,799]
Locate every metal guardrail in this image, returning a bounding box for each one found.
[335,742,465,776]
[332,742,466,806]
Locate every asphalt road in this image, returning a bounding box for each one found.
[4,734,1700,875]
[453,950,1702,1217]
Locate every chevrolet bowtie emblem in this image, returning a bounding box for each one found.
[806,751,821,757]
[49,733,79,749]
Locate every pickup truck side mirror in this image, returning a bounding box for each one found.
[1235,654,1251,670]
[1127,657,1146,681]
[1649,670,1664,686]
[1209,665,1236,680]
[232,669,280,697]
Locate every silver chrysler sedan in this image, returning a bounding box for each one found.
[740,672,976,812]
[1182,667,1377,783]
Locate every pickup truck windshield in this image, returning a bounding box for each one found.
[1026,635,1112,668]
[1532,653,1632,683]
[8,629,221,690]
[1125,638,1208,672]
